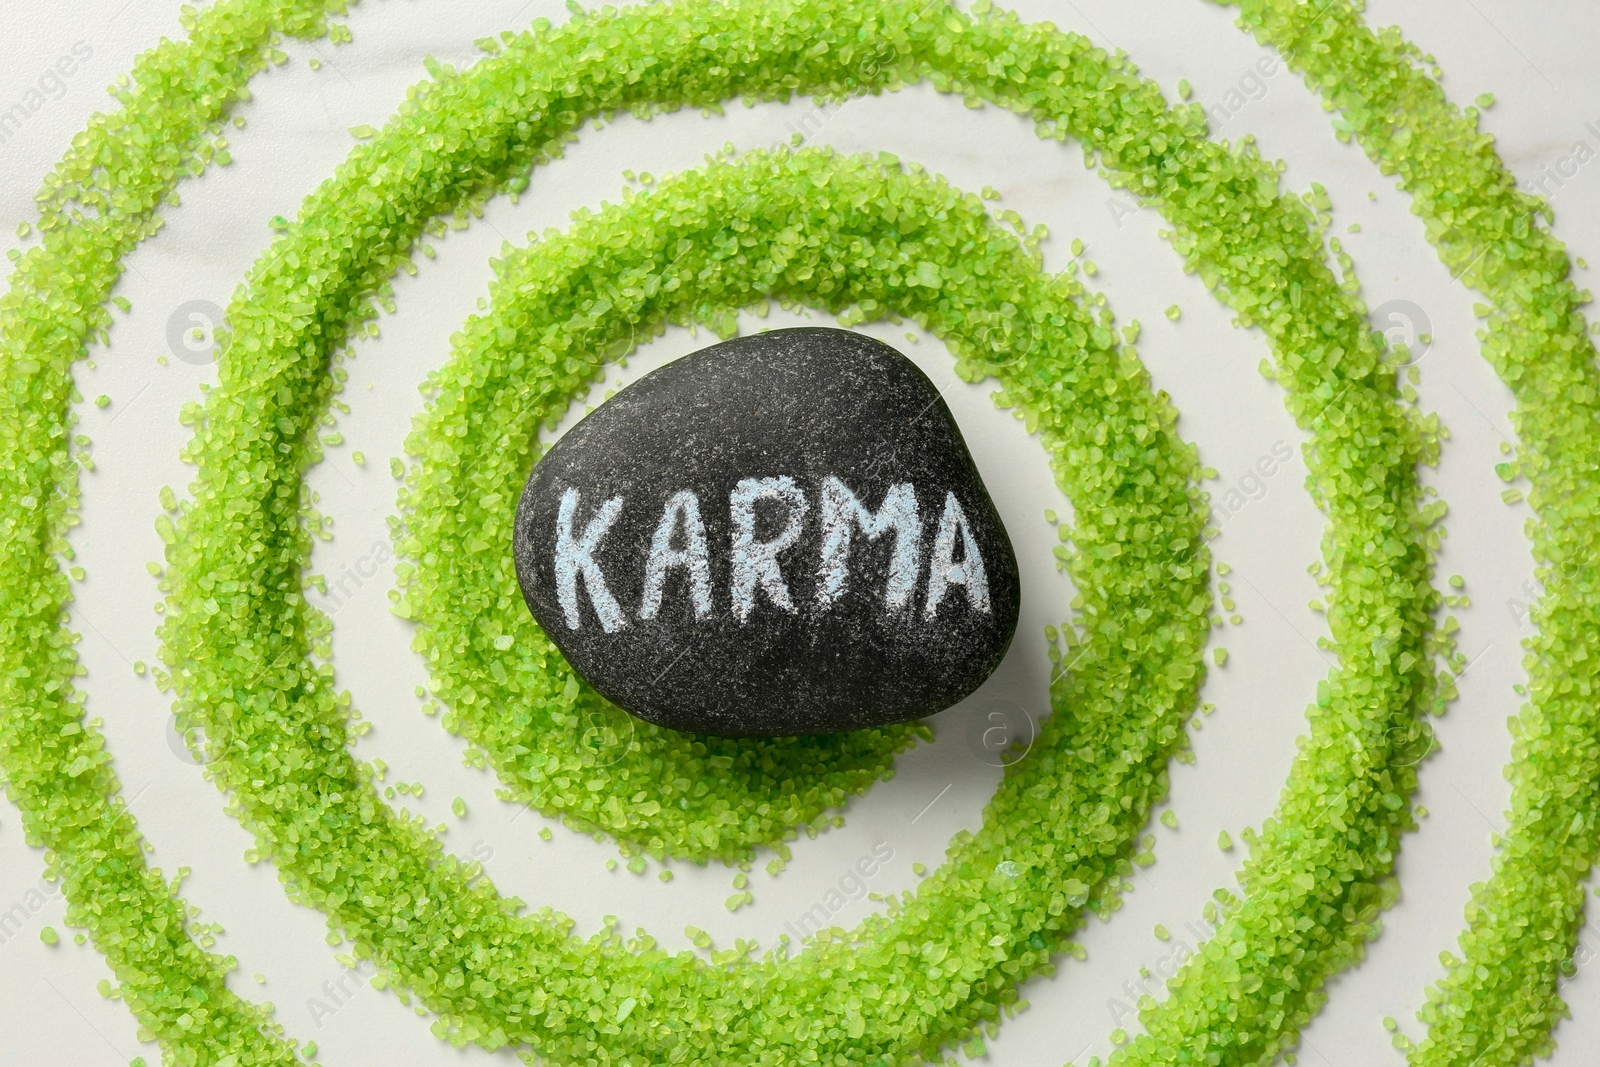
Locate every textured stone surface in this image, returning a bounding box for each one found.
[513,327,1020,736]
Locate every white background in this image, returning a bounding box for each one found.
[0,0,1597,1064]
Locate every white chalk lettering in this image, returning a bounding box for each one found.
[554,487,628,633]
[817,477,920,611]
[729,476,809,622]
[639,490,713,620]
[549,476,995,629]
[925,491,990,617]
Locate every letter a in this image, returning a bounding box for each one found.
[1107,197,1140,228]
[639,490,713,621]
[925,492,991,618]
[729,476,809,622]
[816,477,920,611]
[554,487,627,633]
[308,996,337,1029]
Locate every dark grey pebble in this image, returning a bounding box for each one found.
[513,326,1020,737]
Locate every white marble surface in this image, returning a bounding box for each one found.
[0,0,1596,1064]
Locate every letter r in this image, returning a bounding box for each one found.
[729,476,809,622]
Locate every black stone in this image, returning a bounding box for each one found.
[513,326,1020,737]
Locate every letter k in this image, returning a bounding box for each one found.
[555,487,628,633]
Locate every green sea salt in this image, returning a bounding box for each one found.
[0,1,1585,1066]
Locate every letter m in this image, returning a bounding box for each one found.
[0,904,27,942]
[0,104,29,142]
[817,477,920,610]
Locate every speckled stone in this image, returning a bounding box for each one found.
[513,327,1020,736]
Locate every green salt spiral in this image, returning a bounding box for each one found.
[0,0,1589,1064]
[165,136,1209,1060]
[159,2,1436,1061]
